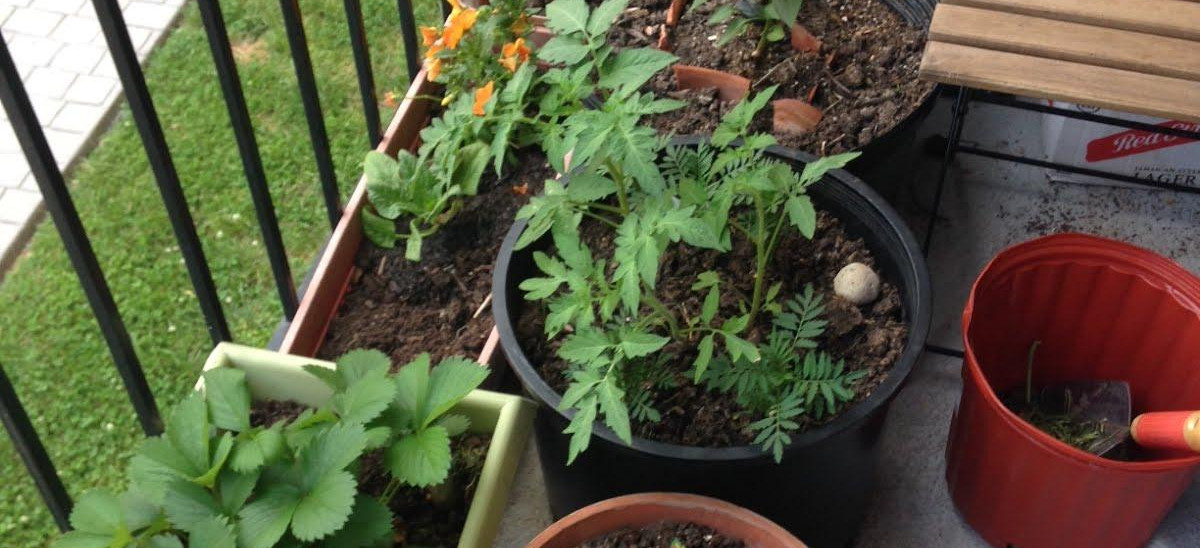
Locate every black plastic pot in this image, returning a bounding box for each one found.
[492,141,931,548]
[833,0,937,201]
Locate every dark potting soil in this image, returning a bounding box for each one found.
[576,521,745,548]
[360,434,492,548]
[516,209,907,447]
[530,0,669,49]
[656,0,934,155]
[249,399,308,427]
[317,153,552,368]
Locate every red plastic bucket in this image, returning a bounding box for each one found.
[947,234,1200,548]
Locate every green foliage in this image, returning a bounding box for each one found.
[704,285,863,461]
[555,325,668,462]
[363,0,675,259]
[518,85,866,463]
[695,0,805,54]
[0,1,438,542]
[56,349,488,548]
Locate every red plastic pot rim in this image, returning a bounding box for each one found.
[961,233,1200,471]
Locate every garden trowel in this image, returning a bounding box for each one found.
[1038,380,1200,457]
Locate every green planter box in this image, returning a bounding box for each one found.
[199,342,535,548]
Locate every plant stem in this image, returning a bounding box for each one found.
[587,202,625,214]
[765,208,788,264]
[582,210,620,228]
[729,218,753,239]
[643,291,680,337]
[381,477,403,505]
[747,192,768,327]
[1026,340,1041,406]
[753,27,771,57]
[605,159,630,214]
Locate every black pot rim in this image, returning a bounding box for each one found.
[493,140,932,463]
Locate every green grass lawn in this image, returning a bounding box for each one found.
[0,1,438,545]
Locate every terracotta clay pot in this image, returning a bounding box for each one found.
[948,234,1200,548]
[673,65,750,102]
[525,493,807,548]
[772,99,823,135]
[789,24,821,53]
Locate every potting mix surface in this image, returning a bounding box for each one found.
[518,209,907,447]
[653,0,934,155]
[317,153,553,367]
[575,521,746,548]
[249,401,493,548]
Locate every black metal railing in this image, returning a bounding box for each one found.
[0,0,432,530]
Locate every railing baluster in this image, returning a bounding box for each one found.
[279,0,342,230]
[0,364,72,531]
[441,0,453,22]
[91,0,231,345]
[197,0,298,319]
[343,0,383,146]
[0,38,161,436]
[396,0,422,84]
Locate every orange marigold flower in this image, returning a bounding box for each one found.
[383,91,399,108]
[424,41,444,61]
[443,8,477,49]
[420,26,439,46]
[429,58,443,81]
[499,38,530,72]
[447,0,464,16]
[473,81,494,116]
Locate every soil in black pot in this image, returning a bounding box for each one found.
[516,208,907,447]
[530,0,669,49]
[577,521,745,548]
[655,0,934,155]
[317,153,553,368]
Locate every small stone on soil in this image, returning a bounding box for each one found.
[834,262,881,305]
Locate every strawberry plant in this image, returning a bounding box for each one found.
[53,350,488,548]
[516,87,863,463]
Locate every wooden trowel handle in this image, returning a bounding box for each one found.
[1131,411,1200,453]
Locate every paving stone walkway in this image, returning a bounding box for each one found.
[0,0,185,274]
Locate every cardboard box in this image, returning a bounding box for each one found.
[1041,101,1200,189]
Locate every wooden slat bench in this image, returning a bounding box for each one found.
[919,0,1200,123]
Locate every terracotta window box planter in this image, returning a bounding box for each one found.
[278,67,458,358]
[280,17,555,370]
[526,493,808,548]
[947,234,1200,548]
[492,141,931,548]
[199,342,536,548]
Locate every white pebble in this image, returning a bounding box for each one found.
[833,262,880,305]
